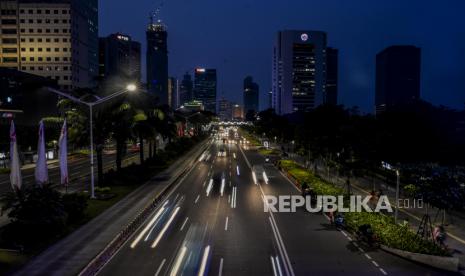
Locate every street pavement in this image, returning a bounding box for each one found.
[0,149,146,196]
[13,140,209,276]
[97,135,453,275]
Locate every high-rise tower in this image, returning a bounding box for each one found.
[146,16,168,105]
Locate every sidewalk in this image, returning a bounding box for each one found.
[286,152,465,269]
[11,140,209,276]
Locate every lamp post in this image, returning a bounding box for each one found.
[382,161,400,224]
[48,84,137,198]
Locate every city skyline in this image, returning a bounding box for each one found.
[100,0,465,113]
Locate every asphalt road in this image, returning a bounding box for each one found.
[97,137,455,276]
[0,149,147,196]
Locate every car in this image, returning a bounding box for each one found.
[252,165,267,184]
[218,148,227,157]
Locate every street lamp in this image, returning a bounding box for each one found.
[126,83,137,92]
[382,161,400,224]
[48,83,137,199]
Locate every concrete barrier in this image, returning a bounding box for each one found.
[381,245,459,272]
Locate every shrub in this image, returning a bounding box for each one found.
[62,193,88,224]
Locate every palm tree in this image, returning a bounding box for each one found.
[110,101,135,171]
[132,110,153,164]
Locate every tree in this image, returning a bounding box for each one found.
[4,186,67,247]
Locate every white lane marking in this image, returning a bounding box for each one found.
[364,253,372,260]
[347,236,352,241]
[270,256,278,276]
[263,171,269,184]
[180,217,189,231]
[218,258,224,276]
[275,256,283,276]
[263,194,294,275]
[151,207,180,248]
[252,171,258,185]
[154,258,166,276]
[198,245,211,276]
[228,194,231,203]
[231,187,237,208]
[195,195,200,204]
[206,179,214,196]
[380,268,388,275]
[236,165,240,176]
[130,201,168,248]
[220,178,225,196]
[225,217,229,231]
[341,230,348,237]
[372,261,379,267]
[170,246,187,276]
[268,217,290,276]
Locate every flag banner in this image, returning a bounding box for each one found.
[59,119,69,186]
[9,120,22,191]
[34,120,49,186]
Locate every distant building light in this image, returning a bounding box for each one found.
[301,33,309,41]
[7,97,12,103]
[117,35,129,41]
[196,68,206,73]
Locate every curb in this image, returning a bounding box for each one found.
[380,245,459,272]
[78,140,210,276]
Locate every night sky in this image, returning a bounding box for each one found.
[100,0,465,113]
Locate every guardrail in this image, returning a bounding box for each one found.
[78,140,209,276]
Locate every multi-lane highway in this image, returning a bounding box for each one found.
[97,131,452,275]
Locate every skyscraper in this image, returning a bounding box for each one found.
[0,0,98,91]
[99,33,141,82]
[272,30,327,115]
[243,76,259,114]
[179,72,193,106]
[193,68,217,113]
[325,47,338,105]
[375,45,421,114]
[146,19,168,105]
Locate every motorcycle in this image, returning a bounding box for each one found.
[334,214,345,230]
[355,224,380,248]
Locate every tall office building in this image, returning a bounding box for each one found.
[325,47,338,105]
[218,98,232,121]
[193,68,217,113]
[179,72,193,106]
[99,33,141,82]
[243,76,259,114]
[272,30,327,115]
[0,0,98,91]
[146,19,168,105]
[375,45,421,114]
